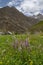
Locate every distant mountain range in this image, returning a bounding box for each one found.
[33,13,43,20]
[0,6,43,33]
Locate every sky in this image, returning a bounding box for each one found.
[0,0,43,16]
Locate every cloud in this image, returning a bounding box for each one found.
[7,0,23,7]
[7,0,43,16]
[16,0,43,15]
[7,0,15,7]
[0,7,2,8]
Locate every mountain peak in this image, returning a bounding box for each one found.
[0,6,39,33]
[37,13,42,16]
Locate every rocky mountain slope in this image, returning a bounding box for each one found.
[0,6,39,33]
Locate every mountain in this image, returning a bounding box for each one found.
[30,21,43,33]
[37,14,43,20]
[33,14,43,20]
[0,6,39,33]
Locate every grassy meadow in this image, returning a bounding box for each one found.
[0,33,43,65]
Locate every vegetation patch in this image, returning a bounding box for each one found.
[0,34,43,65]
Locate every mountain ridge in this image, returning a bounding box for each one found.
[0,6,40,33]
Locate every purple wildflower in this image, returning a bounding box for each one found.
[13,39,18,49]
[25,38,29,48]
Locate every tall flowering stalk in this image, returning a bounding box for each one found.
[25,38,29,48]
[13,39,18,49]
[12,37,30,51]
[20,38,30,50]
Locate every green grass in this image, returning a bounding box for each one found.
[0,34,43,65]
[30,21,43,32]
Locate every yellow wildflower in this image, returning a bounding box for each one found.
[30,61,33,65]
[0,61,3,64]
[29,59,33,65]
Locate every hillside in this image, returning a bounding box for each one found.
[30,21,43,32]
[0,6,39,34]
